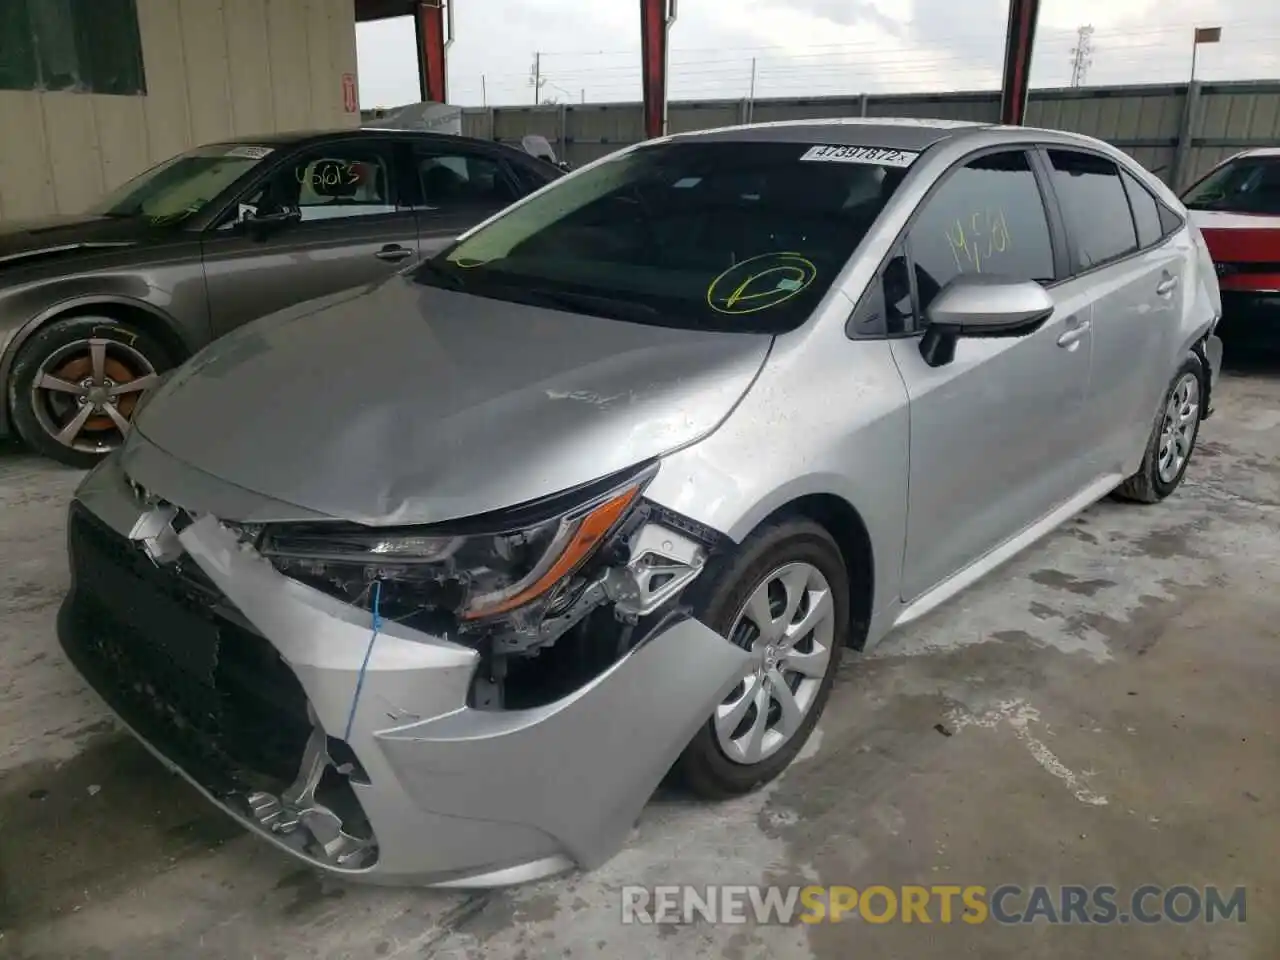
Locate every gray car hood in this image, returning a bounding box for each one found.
[132,276,770,526]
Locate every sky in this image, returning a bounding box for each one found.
[355,0,1280,109]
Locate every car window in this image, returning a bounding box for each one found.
[417,150,519,209]
[89,143,273,224]
[419,139,915,334]
[1121,169,1164,249]
[1047,150,1138,269]
[902,150,1055,317]
[237,143,397,224]
[507,159,554,195]
[1182,155,1280,215]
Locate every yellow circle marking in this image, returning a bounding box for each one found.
[707,252,818,315]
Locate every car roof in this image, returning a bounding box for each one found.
[201,128,501,149]
[1234,146,1280,159]
[666,117,995,153]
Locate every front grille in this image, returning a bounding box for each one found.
[60,503,313,795]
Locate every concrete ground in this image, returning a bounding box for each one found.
[1,366,1277,960]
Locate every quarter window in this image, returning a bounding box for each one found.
[901,150,1056,317]
[1121,169,1164,249]
[1047,150,1138,269]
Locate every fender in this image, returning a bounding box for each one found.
[0,294,195,437]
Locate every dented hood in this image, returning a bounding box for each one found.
[132,275,770,525]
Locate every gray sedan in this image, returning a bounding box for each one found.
[59,119,1222,886]
[0,128,561,465]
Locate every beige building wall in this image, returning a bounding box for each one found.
[0,0,360,222]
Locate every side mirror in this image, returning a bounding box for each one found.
[919,275,1055,368]
[246,205,301,227]
[557,161,572,172]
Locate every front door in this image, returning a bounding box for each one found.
[201,139,419,337]
[889,149,1095,602]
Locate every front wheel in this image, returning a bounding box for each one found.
[8,316,172,468]
[1113,356,1204,504]
[675,518,849,799]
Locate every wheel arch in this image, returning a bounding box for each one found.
[741,493,876,650]
[0,296,192,435]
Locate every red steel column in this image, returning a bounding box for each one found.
[416,0,448,104]
[999,0,1041,126]
[640,0,672,139]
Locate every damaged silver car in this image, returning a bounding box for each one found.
[59,119,1223,886]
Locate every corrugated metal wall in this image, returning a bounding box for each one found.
[0,0,360,222]
[463,80,1280,188]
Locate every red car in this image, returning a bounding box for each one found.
[1182,147,1280,347]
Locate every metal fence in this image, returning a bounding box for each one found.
[460,79,1280,189]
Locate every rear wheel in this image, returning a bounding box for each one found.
[8,316,172,468]
[1113,356,1204,504]
[675,519,848,799]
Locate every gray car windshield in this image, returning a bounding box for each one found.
[89,143,275,224]
[416,140,912,333]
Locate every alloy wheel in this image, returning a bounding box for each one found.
[30,338,159,454]
[1157,372,1200,484]
[715,562,835,765]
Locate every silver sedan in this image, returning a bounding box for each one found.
[59,118,1222,886]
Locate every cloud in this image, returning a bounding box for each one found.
[355,0,1280,108]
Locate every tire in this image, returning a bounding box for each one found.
[1113,355,1205,504]
[675,518,849,799]
[8,315,174,469]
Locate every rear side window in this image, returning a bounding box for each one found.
[905,150,1055,315]
[1047,150,1138,269]
[1121,169,1163,249]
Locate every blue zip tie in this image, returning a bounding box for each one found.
[344,579,383,743]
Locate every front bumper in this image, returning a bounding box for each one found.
[59,453,749,886]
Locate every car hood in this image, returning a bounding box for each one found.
[0,213,156,268]
[132,276,772,526]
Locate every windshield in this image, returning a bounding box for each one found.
[1182,155,1280,214]
[89,143,276,224]
[415,140,914,333]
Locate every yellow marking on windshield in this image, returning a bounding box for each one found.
[707,252,818,315]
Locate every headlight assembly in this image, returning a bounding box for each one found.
[256,465,655,633]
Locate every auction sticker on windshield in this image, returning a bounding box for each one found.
[800,145,917,167]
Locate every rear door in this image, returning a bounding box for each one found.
[406,141,529,257]
[887,148,1095,602]
[1041,148,1184,475]
[201,138,418,337]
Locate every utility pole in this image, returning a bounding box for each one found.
[481,74,487,106]
[531,52,542,104]
[1069,25,1094,87]
[747,57,757,123]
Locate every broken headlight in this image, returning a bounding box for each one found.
[256,467,653,632]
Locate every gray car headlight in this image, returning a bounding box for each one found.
[256,468,653,631]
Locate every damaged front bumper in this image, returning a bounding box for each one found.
[58,453,749,886]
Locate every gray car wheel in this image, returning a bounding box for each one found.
[8,315,172,468]
[675,518,848,799]
[1113,355,1205,504]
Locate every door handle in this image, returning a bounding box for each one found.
[375,244,413,262]
[1156,275,1179,296]
[1056,318,1091,348]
